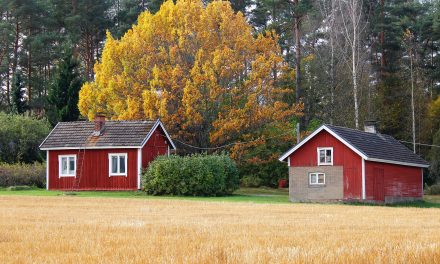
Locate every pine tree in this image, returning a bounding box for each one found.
[11,72,27,114]
[48,50,83,124]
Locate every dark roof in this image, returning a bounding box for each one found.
[325,124,429,166]
[40,120,158,149]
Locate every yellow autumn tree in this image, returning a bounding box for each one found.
[79,0,302,167]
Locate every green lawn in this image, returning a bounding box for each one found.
[1,187,439,207]
[0,187,290,204]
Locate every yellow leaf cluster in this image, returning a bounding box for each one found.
[78,0,302,153]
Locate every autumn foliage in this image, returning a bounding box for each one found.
[79,0,301,178]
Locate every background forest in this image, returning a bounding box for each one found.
[1,0,440,187]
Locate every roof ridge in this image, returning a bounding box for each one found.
[324,124,389,137]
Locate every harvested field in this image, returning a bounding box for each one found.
[1,195,440,263]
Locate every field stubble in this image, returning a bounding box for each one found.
[0,196,440,263]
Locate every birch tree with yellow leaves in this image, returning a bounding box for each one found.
[79,0,302,183]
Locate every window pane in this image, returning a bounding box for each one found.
[326,150,332,163]
[119,156,126,174]
[69,157,75,174]
[111,156,118,173]
[61,157,67,174]
[310,174,317,184]
[318,174,325,184]
[319,150,325,163]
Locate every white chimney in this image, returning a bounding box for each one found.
[364,120,377,133]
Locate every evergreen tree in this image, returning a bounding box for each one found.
[48,51,83,124]
[428,128,440,185]
[11,72,27,114]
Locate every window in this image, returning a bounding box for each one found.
[318,147,333,165]
[109,153,127,176]
[59,155,76,177]
[309,172,325,185]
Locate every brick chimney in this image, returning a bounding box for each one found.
[93,113,106,136]
[364,120,377,133]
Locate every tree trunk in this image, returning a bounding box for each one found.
[410,47,416,153]
[352,0,359,129]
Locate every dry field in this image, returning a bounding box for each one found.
[1,196,440,264]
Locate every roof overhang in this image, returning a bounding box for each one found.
[278,124,429,168]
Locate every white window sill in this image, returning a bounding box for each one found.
[59,174,76,178]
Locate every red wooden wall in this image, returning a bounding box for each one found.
[48,148,138,190]
[288,130,363,199]
[365,161,422,201]
[142,126,169,167]
[48,126,171,191]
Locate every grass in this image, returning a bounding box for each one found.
[1,195,440,263]
[0,187,290,204]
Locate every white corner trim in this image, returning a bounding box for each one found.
[108,153,128,177]
[287,156,290,167]
[46,151,49,190]
[137,148,142,189]
[58,154,77,178]
[362,158,366,200]
[317,147,333,166]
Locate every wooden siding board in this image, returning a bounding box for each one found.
[365,161,422,200]
[288,130,363,199]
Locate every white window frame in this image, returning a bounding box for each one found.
[58,155,77,177]
[317,147,333,166]
[309,172,325,185]
[109,153,128,177]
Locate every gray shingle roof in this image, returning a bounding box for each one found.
[40,120,158,149]
[325,125,429,166]
[279,124,429,167]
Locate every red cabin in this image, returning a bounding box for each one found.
[39,115,176,191]
[279,123,429,203]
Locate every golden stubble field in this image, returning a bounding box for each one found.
[1,196,440,264]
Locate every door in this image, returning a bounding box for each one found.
[373,168,384,201]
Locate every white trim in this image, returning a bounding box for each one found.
[46,151,49,190]
[279,125,368,162]
[309,172,325,185]
[58,155,77,177]
[167,145,170,156]
[367,157,429,168]
[279,124,429,168]
[287,156,290,167]
[137,148,142,189]
[108,153,128,176]
[140,119,177,150]
[362,158,366,200]
[317,147,333,166]
[39,122,60,149]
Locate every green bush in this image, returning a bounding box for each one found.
[239,159,287,187]
[0,163,46,188]
[425,183,440,195]
[0,113,51,163]
[240,175,262,188]
[142,154,239,196]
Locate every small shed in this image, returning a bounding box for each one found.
[279,123,429,203]
[39,115,176,190]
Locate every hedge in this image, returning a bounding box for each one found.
[0,163,46,188]
[142,154,239,196]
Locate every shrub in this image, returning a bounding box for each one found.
[0,113,51,164]
[0,163,46,188]
[239,159,287,188]
[425,183,440,195]
[240,175,262,188]
[143,154,239,196]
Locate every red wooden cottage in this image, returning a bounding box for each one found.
[39,115,176,190]
[279,123,429,203]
